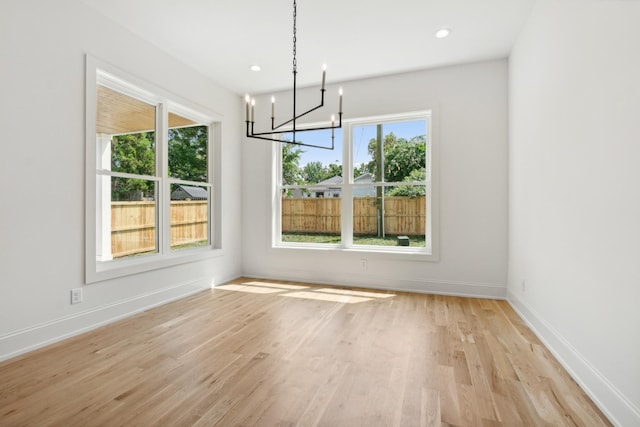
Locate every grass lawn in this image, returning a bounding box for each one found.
[171,240,209,250]
[282,233,425,247]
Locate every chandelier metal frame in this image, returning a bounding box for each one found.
[244,0,342,150]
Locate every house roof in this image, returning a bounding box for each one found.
[355,173,373,183]
[309,173,374,191]
[171,185,208,200]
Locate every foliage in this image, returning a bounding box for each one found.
[298,158,343,185]
[282,144,304,186]
[387,169,427,197]
[300,161,343,184]
[367,133,426,183]
[111,132,155,200]
[168,126,207,182]
[325,163,342,180]
[301,161,325,184]
[110,125,209,201]
[282,131,425,193]
[354,162,373,178]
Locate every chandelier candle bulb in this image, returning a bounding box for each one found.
[339,87,343,113]
[322,64,327,90]
[245,95,250,121]
[243,0,343,150]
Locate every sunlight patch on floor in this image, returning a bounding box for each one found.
[281,291,372,304]
[315,288,395,298]
[216,284,282,294]
[215,281,396,304]
[241,281,309,290]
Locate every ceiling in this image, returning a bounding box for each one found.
[80,0,536,95]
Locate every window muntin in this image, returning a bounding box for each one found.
[110,178,158,258]
[167,114,210,252]
[275,113,433,256]
[87,58,220,283]
[168,120,208,182]
[95,85,160,261]
[279,129,343,245]
[351,120,427,248]
[351,186,426,248]
[169,183,209,250]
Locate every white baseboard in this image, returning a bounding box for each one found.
[0,278,211,363]
[507,290,640,427]
[240,270,506,299]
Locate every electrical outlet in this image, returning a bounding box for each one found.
[521,280,526,292]
[71,288,83,304]
[360,259,367,269]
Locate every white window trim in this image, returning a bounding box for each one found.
[271,110,439,261]
[85,55,224,284]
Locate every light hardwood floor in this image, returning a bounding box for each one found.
[0,278,611,426]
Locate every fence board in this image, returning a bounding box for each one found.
[111,201,208,258]
[281,196,426,236]
[111,197,424,258]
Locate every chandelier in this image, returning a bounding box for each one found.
[244,0,343,150]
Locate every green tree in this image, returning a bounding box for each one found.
[325,163,342,179]
[367,133,426,183]
[302,161,326,184]
[387,168,426,197]
[282,144,304,187]
[168,126,208,182]
[111,132,155,200]
[353,162,372,178]
[110,126,210,201]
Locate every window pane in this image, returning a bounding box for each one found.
[96,85,156,175]
[170,183,209,250]
[282,129,343,185]
[353,120,427,183]
[98,177,157,260]
[280,129,343,244]
[168,115,208,182]
[281,188,341,244]
[353,185,426,247]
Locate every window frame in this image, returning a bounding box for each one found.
[85,55,224,284]
[272,111,439,261]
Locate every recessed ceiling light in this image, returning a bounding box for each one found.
[250,65,261,72]
[435,28,451,39]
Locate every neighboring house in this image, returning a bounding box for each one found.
[309,175,343,198]
[352,173,376,198]
[305,173,376,198]
[171,185,208,200]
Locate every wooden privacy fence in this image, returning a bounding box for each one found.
[282,196,426,235]
[111,201,208,258]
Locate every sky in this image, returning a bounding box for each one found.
[284,119,427,168]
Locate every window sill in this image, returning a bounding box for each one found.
[271,242,439,262]
[87,246,224,284]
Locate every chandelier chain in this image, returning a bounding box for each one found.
[244,0,342,150]
[292,0,297,72]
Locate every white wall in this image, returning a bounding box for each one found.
[0,0,242,360]
[508,1,640,425]
[243,60,509,297]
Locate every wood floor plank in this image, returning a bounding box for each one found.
[0,278,612,426]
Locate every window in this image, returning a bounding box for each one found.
[275,112,437,258]
[86,57,222,283]
[279,129,343,245]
